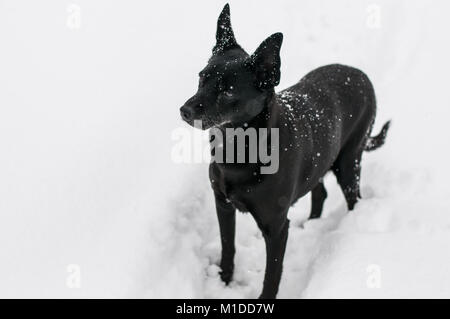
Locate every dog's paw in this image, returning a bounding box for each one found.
[219,270,233,285]
[258,293,276,299]
[219,264,234,285]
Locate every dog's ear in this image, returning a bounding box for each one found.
[213,4,238,54]
[246,33,283,89]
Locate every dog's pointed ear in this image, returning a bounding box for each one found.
[213,4,238,54]
[246,33,283,89]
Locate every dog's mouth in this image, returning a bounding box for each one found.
[181,116,216,130]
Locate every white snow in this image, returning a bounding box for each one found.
[1,0,450,298]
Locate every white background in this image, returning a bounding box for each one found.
[0,0,449,298]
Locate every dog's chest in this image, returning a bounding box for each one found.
[220,176,254,213]
[226,182,260,213]
[224,173,278,213]
[210,165,259,213]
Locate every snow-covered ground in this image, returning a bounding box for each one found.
[1,0,450,298]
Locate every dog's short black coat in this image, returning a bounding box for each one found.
[180,4,390,299]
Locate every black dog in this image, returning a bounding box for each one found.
[180,4,390,299]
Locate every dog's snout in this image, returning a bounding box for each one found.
[180,105,193,121]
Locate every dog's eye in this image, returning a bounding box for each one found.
[223,86,234,98]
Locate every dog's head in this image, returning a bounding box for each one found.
[180,4,283,129]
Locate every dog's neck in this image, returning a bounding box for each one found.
[257,90,280,130]
[218,90,280,131]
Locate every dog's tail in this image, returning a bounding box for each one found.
[364,121,391,152]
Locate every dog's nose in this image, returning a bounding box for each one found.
[180,106,193,121]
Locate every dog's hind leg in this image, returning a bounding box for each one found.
[309,182,327,219]
[332,144,363,211]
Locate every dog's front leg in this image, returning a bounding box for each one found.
[214,192,236,285]
[259,218,290,299]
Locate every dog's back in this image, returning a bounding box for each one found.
[274,64,377,203]
[280,64,376,151]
